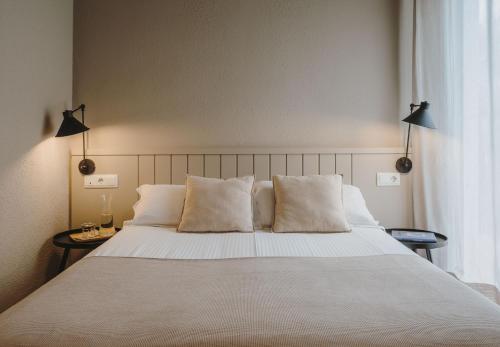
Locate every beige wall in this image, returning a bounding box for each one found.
[0,0,73,311]
[73,0,399,154]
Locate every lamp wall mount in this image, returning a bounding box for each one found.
[56,103,95,175]
[396,101,435,174]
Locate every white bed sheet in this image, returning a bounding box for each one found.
[89,224,414,260]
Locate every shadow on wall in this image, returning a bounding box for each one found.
[39,238,61,281]
[37,237,88,280]
[42,111,55,139]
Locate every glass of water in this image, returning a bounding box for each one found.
[81,222,96,240]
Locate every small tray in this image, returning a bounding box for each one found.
[69,231,115,243]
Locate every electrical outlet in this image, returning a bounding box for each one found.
[84,174,118,188]
[377,172,400,186]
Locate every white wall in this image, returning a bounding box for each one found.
[73,0,400,154]
[0,0,73,311]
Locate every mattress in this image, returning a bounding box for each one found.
[1,225,500,346]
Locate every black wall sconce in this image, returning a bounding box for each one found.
[56,104,96,175]
[396,101,436,173]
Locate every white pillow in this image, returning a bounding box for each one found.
[131,184,186,226]
[253,181,378,228]
[342,184,379,226]
[253,180,274,229]
[131,181,378,228]
[178,175,255,232]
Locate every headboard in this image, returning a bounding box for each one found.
[70,148,412,229]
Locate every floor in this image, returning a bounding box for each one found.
[446,270,499,305]
[467,283,500,305]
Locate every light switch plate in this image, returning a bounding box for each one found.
[84,174,118,188]
[377,172,400,186]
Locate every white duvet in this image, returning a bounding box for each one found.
[89,224,414,260]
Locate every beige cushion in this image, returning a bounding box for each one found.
[178,175,255,232]
[272,175,351,233]
[253,180,378,228]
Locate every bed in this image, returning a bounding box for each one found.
[1,224,500,346]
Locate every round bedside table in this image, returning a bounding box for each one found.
[385,228,447,263]
[53,227,121,273]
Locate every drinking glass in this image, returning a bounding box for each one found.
[81,222,96,240]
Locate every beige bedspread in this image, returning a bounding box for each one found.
[1,255,500,346]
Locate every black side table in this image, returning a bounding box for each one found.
[385,228,447,263]
[52,228,120,273]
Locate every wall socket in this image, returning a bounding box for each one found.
[377,172,400,186]
[84,174,119,188]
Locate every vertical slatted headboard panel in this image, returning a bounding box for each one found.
[70,148,412,230]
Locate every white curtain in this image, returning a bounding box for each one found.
[405,0,500,290]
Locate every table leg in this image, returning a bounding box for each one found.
[426,249,433,263]
[58,248,70,273]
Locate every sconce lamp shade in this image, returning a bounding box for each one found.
[402,101,436,129]
[55,110,89,137]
